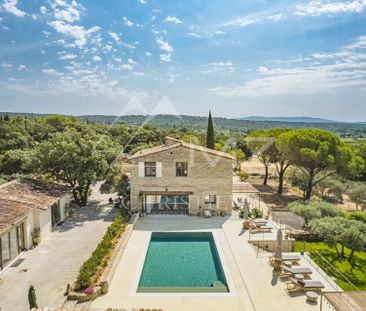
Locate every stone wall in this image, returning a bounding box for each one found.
[129,145,233,215]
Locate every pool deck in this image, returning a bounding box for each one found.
[91,213,338,311]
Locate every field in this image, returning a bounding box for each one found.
[294,242,366,290]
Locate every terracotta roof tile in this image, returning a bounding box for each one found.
[128,136,235,160]
[0,179,71,234]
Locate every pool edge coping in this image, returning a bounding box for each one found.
[129,229,237,297]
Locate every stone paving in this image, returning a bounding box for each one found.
[91,213,338,311]
[0,186,119,311]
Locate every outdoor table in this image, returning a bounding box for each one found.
[295,273,304,281]
[306,291,319,303]
[283,261,292,267]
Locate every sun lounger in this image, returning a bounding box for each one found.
[249,224,272,233]
[281,254,301,262]
[280,265,312,277]
[252,218,268,225]
[287,277,324,292]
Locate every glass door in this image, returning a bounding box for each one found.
[51,204,61,226]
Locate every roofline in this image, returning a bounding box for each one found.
[0,214,28,236]
[127,139,235,161]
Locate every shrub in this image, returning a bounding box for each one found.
[28,285,38,310]
[288,200,339,226]
[237,171,249,181]
[74,216,126,291]
[249,208,263,219]
[341,211,366,223]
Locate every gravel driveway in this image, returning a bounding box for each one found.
[0,189,119,311]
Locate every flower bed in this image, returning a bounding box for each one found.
[74,215,126,291]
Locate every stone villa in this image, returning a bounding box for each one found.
[127,137,235,216]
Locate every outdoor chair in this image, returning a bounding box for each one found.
[280,265,312,277]
[287,277,324,293]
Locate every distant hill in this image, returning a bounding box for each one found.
[1,112,366,137]
[239,116,340,123]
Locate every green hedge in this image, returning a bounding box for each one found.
[74,216,126,290]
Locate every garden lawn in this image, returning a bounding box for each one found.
[294,242,366,290]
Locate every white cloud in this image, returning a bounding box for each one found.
[42,68,63,76]
[17,64,27,71]
[201,61,236,75]
[59,53,78,60]
[267,13,282,22]
[294,0,366,17]
[40,6,47,14]
[0,62,12,68]
[93,55,102,62]
[164,16,183,24]
[214,30,225,35]
[346,35,366,49]
[121,64,133,70]
[258,66,269,73]
[109,31,121,44]
[108,32,135,49]
[2,0,26,17]
[138,0,147,3]
[145,51,152,56]
[160,54,172,62]
[48,20,100,48]
[222,17,259,28]
[128,58,137,65]
[209,36,366,97]
[54,6,80,23]
[156,37,173,52]
[123,16,133,27]
[186,32,201,38]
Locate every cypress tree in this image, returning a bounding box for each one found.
[28,285,38,310]
[4,114,9,121]
[206,110,215,149]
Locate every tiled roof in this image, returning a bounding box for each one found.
[0,199,34,233]
[128,136,235,160]
[0,178,71,234]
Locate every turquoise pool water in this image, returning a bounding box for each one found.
[138,232,229,292]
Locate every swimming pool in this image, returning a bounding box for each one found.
[137,232,229,293]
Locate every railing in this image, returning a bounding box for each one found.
[303,250,359,292]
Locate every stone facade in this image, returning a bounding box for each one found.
[128,138,234,215]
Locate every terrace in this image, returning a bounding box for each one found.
[91,212,339,311]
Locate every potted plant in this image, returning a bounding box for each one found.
[32,228,41,245]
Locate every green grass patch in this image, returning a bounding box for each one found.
[295,242,366,290]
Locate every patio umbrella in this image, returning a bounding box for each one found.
[275,229,283,259]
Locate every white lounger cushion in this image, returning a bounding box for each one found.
[282,265,312,275]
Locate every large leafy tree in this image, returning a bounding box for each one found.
[206,111,215,150]
[277,129,363,200]
[36,127,119,206]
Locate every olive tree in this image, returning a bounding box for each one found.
[348,183,366,211]
[289,200,339,226]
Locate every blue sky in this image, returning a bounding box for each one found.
[0,0,366,121]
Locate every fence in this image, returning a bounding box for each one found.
[303,250,359,292]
